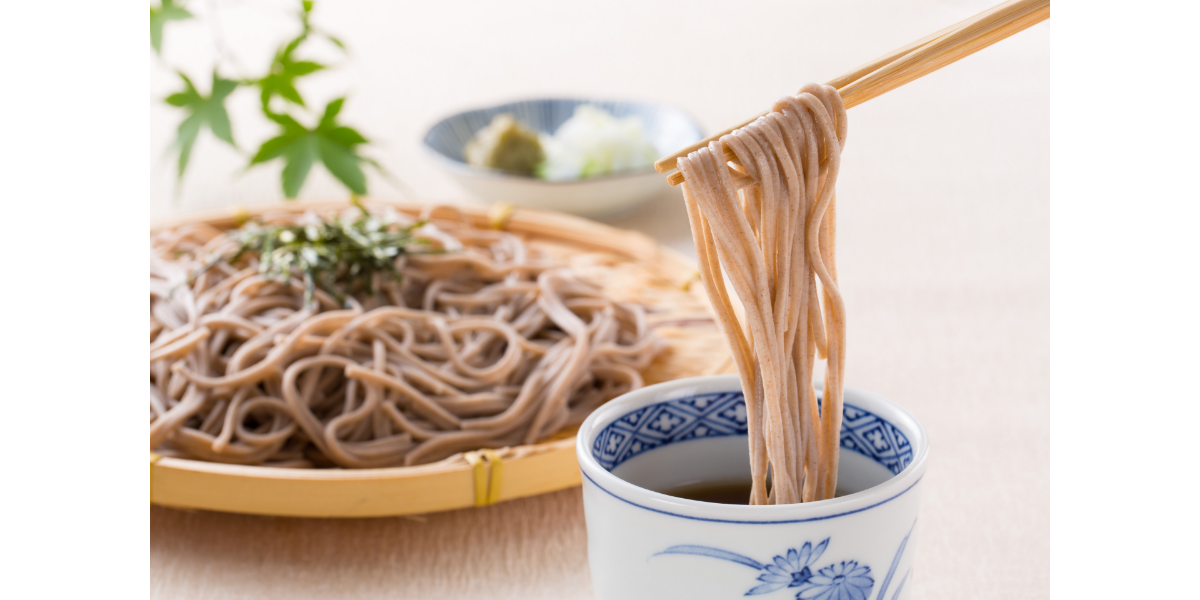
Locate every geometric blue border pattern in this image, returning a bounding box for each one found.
[840,404,914,475]
[592,392,748,471]
[592,392,913,475]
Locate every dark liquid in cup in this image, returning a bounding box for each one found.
[662,479,852,504]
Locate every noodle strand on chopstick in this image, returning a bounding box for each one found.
[679,85,848,504]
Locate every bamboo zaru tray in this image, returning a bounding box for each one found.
[150,200,733,517]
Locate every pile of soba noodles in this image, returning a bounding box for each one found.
[150,204,662,468]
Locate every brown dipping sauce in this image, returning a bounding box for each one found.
[662,479,852,505]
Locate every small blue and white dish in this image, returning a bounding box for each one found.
[421,98,703,218]
[576,374,930,600]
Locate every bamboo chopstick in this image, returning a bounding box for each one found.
[656,0,1050,186]
[839,0,1048,107]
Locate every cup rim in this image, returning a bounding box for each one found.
[575,374,929,524]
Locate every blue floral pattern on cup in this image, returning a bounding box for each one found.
[749,538,838,595]
[653,522,916,600]
[795,561,874,600]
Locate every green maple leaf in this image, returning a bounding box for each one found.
[149,0,193,55]
[249,98,372,198]
[257,34,326,111]
[164,70,238,180]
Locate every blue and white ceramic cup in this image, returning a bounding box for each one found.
[576,375,929,600]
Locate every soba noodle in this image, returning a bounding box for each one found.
[678,84,847,504]
[150,205,662,468]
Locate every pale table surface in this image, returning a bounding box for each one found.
[150,1,1049,598]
